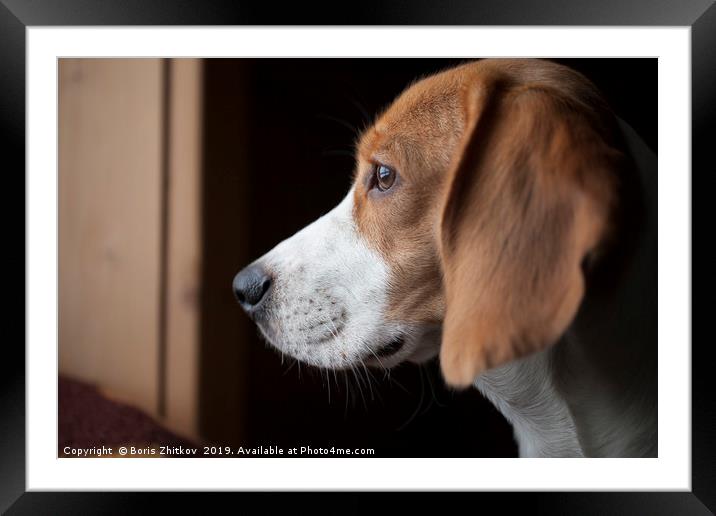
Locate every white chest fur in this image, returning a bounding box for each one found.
[474,350,584,458]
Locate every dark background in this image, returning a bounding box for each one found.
[199,58,656,457]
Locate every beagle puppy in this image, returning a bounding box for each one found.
[233,59,657,458]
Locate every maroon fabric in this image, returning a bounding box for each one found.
[58,376,197,456]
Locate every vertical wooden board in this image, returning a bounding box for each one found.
[164,59,203,440]
[198,60,252,446]
[58,59,163,415]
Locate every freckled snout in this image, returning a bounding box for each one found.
[233,265,272,314]
[231,188,432,370]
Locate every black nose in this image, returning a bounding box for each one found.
[233,265,272,310]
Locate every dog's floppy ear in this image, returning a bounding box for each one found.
[438,79,620,388]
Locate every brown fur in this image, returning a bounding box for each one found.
[352,59,623,387]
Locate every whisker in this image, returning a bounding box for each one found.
[325,367,331,404]
[396,367,426,431]
[359,359,375,402]
[386,372,410,394]
[332,368,339,397]
[320,148,356,159]
[350,364,368,411]
[347,94,372,128]
[418,365,435,417]
[344,370,350,418]
[361,362,384,405]
[315,113,360,137]
[424,362,447,409]
[365,345,388,373]
[283,358,297,375]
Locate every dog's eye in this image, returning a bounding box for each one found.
[375,164,397,191]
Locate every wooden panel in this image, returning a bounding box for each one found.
[58,59,163,416]
[163,59,203,440]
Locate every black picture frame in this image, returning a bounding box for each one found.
[2,1,711,513]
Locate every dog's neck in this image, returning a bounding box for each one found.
[475,118,657,458]
[475,350,584,457]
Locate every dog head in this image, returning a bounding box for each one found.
[233,59,623,388]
